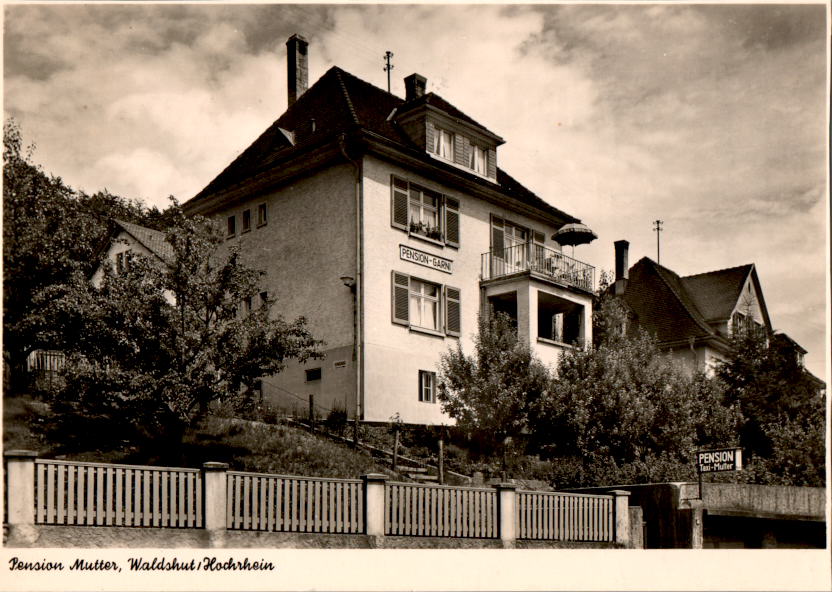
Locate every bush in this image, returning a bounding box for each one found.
[324,405,349,435]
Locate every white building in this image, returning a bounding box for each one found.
[183,35,596,425]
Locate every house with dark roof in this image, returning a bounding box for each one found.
[91,219,174,288]
[182,34,597,424]
[609,240,773,374]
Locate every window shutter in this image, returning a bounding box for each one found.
[445,286,461,337]
[418,370,424,402]
[391,177,409,230]
[444,197,460,248]
[392,271,410,326]
[453,134,465,166]
[486,148,497,179]
[426,121,436,154]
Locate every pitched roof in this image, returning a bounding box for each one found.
[188,66,577,224]
[620,257,716,344]
[114,219,174,265]
[681,264,754,322]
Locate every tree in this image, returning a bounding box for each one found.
[2,120,177,392]
[717,327,825,486]
[438,312,552,465]
[531,296,740,488]
[42,212,323,456]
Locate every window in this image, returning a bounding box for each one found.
[305,368,322,382]
[470,144,488,175]
[409,187,440,238]
[242,296,252,316]
[391,271,461,337]
[390,176,460,247]
[115,251,130,275]
[242,209,251,233]
[732,312,764,339]
[433,127,454,161]
[257,203,268,227]
[259,291,269,307]
[227,215,236,238]
[418,370,436,403]
[410,278,440,331]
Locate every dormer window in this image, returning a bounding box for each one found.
[434,128,454,161]
[470,144,488,175]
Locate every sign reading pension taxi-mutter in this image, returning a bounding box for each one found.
[696,447,743,473]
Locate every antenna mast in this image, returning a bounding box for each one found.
[653,219,664,265]
[383,51,394,93]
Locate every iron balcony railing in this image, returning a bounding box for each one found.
[481,242,595,292]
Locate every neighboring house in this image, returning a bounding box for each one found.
[90,219,174,288]
[609,240,772,375]
[183,34,596,425]
[27,219,175,382]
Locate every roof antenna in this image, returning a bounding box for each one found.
[383,51,394,93]
[653,219,664,265]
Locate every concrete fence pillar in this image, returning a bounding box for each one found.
[4,450,38,545]
[362,473,388,542]
[496,482,518,548]
[202,462,229,548]
[611,489,632,547]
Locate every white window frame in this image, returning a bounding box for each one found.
[470,144,487,175]
[391,176,460,247]
[409,278,440,332]
[434,127,454,161]
[419,370,436,403]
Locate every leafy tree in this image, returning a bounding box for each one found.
[41,212,323,456]
[438,312,552,465]
[531,297,739,488]
[2,120,178,392]
[717,327,825,486]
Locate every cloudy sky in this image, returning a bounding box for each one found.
[4,3,828,379]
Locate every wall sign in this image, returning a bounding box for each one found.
[399,244,453,274]
[696,447,743,473]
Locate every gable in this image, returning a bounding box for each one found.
[681,264,753,322]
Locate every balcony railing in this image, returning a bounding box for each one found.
[481,242,594,292]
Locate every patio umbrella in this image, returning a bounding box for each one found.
[553,223,598,256]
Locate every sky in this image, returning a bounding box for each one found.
[4,2,828,380]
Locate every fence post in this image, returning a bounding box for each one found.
[362,473,388,545]
[4,450,38,545]
[611,489,631,547]
[496,482,518,548]
[202,462,229,548]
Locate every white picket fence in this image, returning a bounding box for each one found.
[11,456,628,545]
[34,459,202,527]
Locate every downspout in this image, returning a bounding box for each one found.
[339,134,364,425]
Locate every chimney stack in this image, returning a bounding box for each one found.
[404,73,427,101]
[286,34,308,108]
[614,240,629,295]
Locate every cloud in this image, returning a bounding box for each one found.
[4,3,826,379]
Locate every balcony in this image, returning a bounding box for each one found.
[481,242,595,293]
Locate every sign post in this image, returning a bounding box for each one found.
[695,447,743,499]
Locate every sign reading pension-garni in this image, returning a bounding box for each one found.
[697,447,743,473]
[399,244,453,274]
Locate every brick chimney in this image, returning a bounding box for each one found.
[286,34,308,108]
[404,73,427,101]
[614,240,629,295]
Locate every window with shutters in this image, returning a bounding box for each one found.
[390,176,460,248]
[433,128,455,162]
[418,370,436,403]
[392,271,461,337]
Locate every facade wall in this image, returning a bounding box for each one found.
[360,154,589,423]
[213,164,359,417]
[90,231,157,287]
